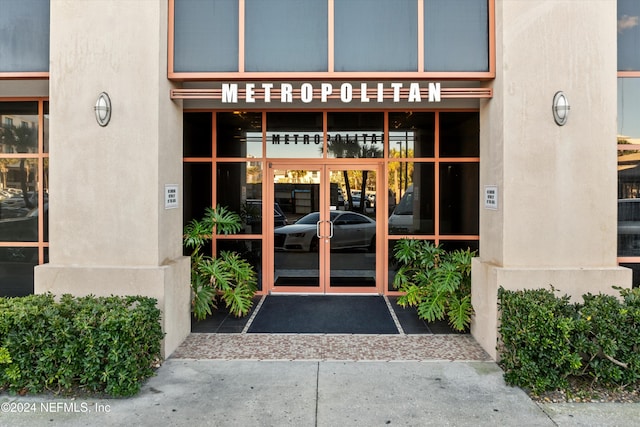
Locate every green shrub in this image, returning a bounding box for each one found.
[497,287,582,393]
[393,240,475,332]
[184,205,258,320]
[573,288,640,387]
[498,286,640,394]
[0,294,163,397]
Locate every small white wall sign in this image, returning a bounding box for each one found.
[165,184,179,209]
[484,185,498,210]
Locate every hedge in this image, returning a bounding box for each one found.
[0,294,163,397]
[497,286,640,394]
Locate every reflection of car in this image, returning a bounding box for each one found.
[274,211,376,252]
[618,198,640,256]
[388,185,414,234]
[245,199,288,228]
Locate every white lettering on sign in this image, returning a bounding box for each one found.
[484,185,498,210]
[165,184,179,209]
[219,82,442,105]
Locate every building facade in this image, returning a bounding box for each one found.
[0,0,636,359]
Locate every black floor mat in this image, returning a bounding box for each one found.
[247,295,399,334]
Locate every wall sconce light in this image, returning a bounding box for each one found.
[552,91,569,126]
[94,92,112,127]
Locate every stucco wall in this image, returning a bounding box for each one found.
[36,0,189,358]
[473,0,631,359]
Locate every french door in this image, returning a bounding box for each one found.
[267,162,381,294]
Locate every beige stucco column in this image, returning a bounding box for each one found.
[35,0,190,358]
[472,0,632,360]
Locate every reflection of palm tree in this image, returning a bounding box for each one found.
[325,138,382,213]
[289,170,306,183]
[1,123,37,209]
[0,159,8,189]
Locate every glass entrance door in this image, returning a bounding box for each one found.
[269,163,380,293]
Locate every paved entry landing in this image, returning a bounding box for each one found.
[247,295,398,334]
[176,295,492,361]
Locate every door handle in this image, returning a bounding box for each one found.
[328,220,334,239]
[316,220,322,238]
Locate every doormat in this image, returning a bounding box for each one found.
[247,295,399,334]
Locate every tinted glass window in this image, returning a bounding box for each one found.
[439,162,479,234]
[327,112,384,159]
[266,112,323,158]
[184,113,212,158]
[174,0,238,72]
[245,0,327,72]
[216,162,263,234]
[334,0,417,72]
[388,163,435,235]
[0,247,36,297]
[389,112,435,158]
[0,0,49,72]
[216,112,262,158]
[424,0,489,72]
[439,112,480,157]
[618,0,640,71]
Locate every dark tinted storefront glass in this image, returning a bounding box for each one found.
[245,0,327,72]
[440,240,479,253]
[266,112,323,158]
[334,0,417,72]
[617,79,640,260]
[327,112,384,158]
[0,158,40,242]
[388,162,435,235]
[0,0,49,72]
[43,102,49,153]
[173,0,238,72]
[216,112,262,158]
[216,162,263,234]
[424,0,488,72]
[0,102,39,153]
[439,112,480,157]
[183,162,212,228]
[618,0,640,71]
[439,163,479,235]
[184,113,212,158]
[389,112,435,158]
[0,247,36,297]
[619,263,640,288]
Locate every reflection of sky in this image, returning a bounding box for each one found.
[618,78,640,141]
[619,0,640,70]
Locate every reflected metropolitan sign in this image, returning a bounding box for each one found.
[219,81,442,105]
[266,131,386,158]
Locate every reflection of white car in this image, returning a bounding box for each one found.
[274,211,376,252]
[388,185,414,234]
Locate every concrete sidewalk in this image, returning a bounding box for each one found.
[2,359,639,426]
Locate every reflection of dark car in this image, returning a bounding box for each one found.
[619,198,640,256]
[274,211,376,252]
[245,200,288,228]
[0,203,47,242]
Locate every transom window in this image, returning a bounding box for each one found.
[171,0,493,78]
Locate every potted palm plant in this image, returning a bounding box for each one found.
[392,239,475,332]
[183,205,258,320]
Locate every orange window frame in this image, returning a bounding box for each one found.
[0,98,49,266]
[168,0,496,81]
[182,109,480,295]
